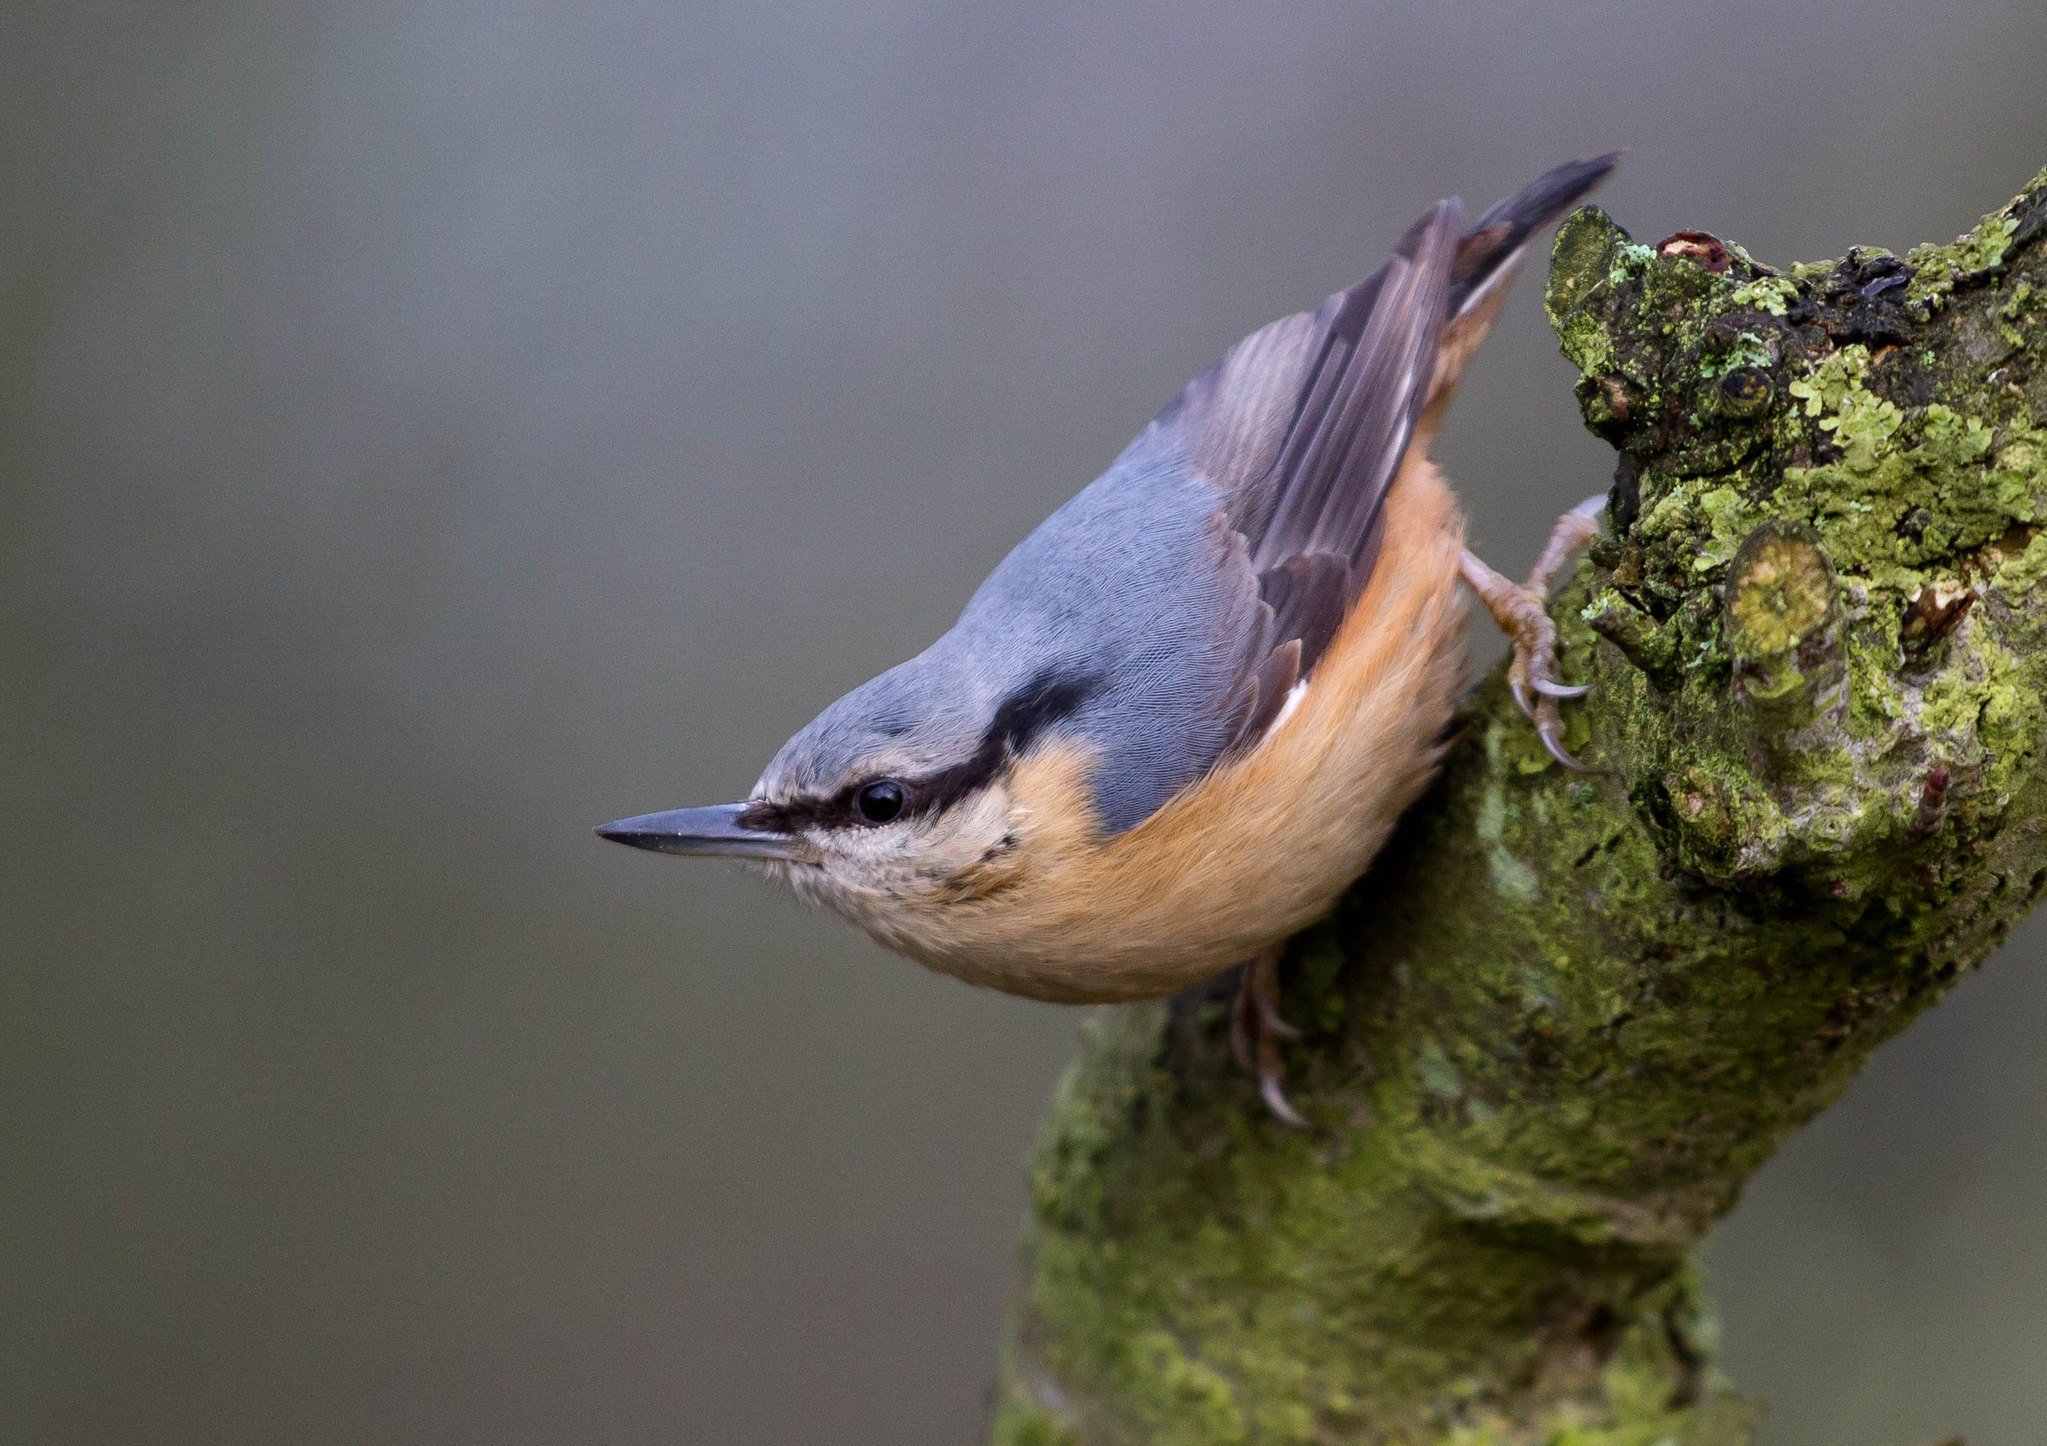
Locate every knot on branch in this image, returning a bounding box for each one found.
[1725,522,1841,725]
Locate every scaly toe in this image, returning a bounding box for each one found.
[1508,665,1537,722]
[1229,982,1255,1076]
[1501,599,1593,768]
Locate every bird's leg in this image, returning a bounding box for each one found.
[1459,493,1605,770]
[1230,944,1306,1127]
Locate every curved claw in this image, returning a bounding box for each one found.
[1462,542,1597,771]
[1260,1073,1308,1129]
[1537,720,1593,772]
[1462,492,1612,771]
[1255,994,1301,1041]
[1264,1016,1303,1042]
[1234,949,1309,1127]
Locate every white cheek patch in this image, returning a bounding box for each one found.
[807,780,1017,902]
[839,824,913,867]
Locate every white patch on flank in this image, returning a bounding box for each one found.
[1268,678,1310,736]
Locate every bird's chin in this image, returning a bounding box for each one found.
[743,855,813,891]
[758,855,881,925]
[757,859,925,944]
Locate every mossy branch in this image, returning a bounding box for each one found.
[992,167,2047,1445]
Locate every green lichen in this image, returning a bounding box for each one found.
[1489,847,1542,900]
[1694,330,1779,382]
[1921,402,1997,464]
[1907,207,2023,310]
[1822,380,1902,472]
[1786,344,1872,420]
[1727,275,1796,317]
[1994,527,2047,591]
[1693,487,1747,570]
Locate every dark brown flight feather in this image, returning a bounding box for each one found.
[1162,156,1617,757]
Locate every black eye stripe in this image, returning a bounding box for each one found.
[745,666,1100,834]
[898,667,1099,818]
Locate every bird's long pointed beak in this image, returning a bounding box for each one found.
[593,803,801,860]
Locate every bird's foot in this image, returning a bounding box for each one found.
[1459,496,1604,771]
[1230,945,1306,1127]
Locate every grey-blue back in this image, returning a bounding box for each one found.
[932,435,1257,833]
[762,431,1251,833]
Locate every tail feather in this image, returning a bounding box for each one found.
[1449,153,1620,319]
[1413,154,1617,443]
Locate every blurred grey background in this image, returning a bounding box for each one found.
[5,2,2046,1442]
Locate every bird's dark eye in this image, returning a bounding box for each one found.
[853,779,906,825]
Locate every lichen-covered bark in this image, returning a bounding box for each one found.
[992,169,2047,1445]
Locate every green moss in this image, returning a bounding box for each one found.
[991,1398,1082,1446]
[1026,1006,1173,1232]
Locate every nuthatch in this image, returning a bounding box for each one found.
[600,156,1616,1122]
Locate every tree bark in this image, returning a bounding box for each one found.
[991,167,2047,1445]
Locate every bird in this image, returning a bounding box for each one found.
[598,156,1617,1123]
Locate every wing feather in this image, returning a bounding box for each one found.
[1158,200,1461,754]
